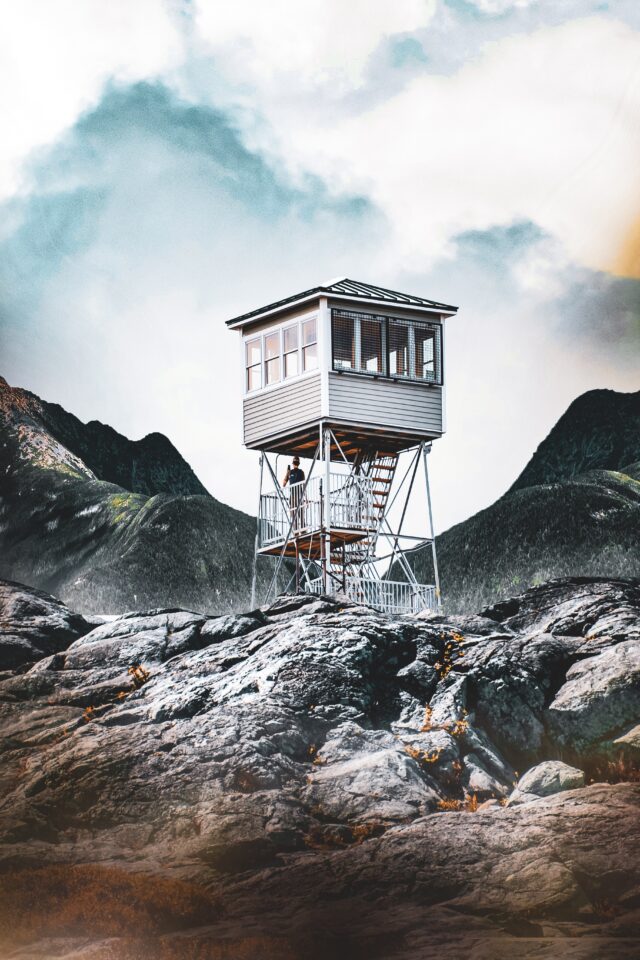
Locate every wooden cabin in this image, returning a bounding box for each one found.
[226,278,457,460]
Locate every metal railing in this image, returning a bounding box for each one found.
[258,473,375,549]
[305,575,436,615]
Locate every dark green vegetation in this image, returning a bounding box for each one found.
[0,376,264,614]
[510,388,640,492]
[407,389,640,613]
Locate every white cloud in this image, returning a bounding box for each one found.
[193,0,435,94]
[467,0,539,14]
[0,0,181,199]
[231,16,640,277]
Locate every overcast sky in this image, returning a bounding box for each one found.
[1,0,639,533]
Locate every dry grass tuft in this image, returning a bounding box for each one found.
[437,793,479,813]
[586,752,640,785]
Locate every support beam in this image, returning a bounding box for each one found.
[423,444,442,611]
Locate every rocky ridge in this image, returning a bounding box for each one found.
[509,388,640,492]
[0,576,638,958]
[0,376,266,614]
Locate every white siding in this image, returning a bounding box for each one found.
[328,372,443,437]
[244,373,322,447]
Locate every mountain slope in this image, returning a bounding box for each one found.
[0,376,209,496]
[404,389,640,613]
[510,388,640,492]
[423,466,640,613]
[0,376,265,614]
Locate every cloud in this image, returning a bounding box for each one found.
[0,0,181,200]
[457,0,539,14]
[0,81,381,513]
[1,4,638,533]
[191,0,436,95]
[238,16,640,279]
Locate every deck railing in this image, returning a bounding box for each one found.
[258,473,375,549]
[305,575,436,615]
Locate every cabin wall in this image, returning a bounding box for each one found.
[327,372,443,437]
[243,371,322,447]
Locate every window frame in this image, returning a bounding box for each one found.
[245,336,262,393]
[301,316,318,373]
[282,322,299,380]
[242,312,319,395]
[331,309,443,386]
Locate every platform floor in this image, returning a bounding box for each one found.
[257,527,370,559]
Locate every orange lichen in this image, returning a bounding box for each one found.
[128,665,151,689]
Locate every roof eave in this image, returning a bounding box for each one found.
[226,288,458,330]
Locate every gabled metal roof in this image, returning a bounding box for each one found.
[226,277,458,327]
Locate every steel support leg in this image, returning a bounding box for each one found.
[423,444,442,611]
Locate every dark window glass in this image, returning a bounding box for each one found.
[415,326,437,381]
[332,313,355,370]
[389,321,409,377]
[361,318,383,373]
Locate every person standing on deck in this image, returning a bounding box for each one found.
[283,457,305,530]
[283,457,305,489]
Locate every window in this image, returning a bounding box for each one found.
[302,318,318,371]
[388,320,409,377]
[332,310,382,375]
[264,331,281,385]
[361,317,383,373]
[332,312,355,370]
[414,326,437,381]
[331,309,442,384]
[283,325,299,378]
[246,338,261,391]
[243,314,319,392]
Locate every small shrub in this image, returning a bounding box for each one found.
[420,705,433,732]
[129,665,151,689]
[464,792,479,813]
[403,745,443,765]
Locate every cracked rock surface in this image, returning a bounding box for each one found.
[0,576,638,959]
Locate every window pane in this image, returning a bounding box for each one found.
[415,327,437,380]
[265,332,280,360]
[247,364,261,391]
[283,325,298,352]
[303,343,318,371]
[302,317,317,346]
[285,351,299,378]
[332,313,355,369]
[246,338,261,366]
[361,318,382,373]
[389,321,409,377]
[265,356,280,384]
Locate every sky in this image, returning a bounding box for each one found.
[1,0,639,534]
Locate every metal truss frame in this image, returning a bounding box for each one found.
[251,423,441,611]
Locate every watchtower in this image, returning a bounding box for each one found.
[226,278,458,614]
